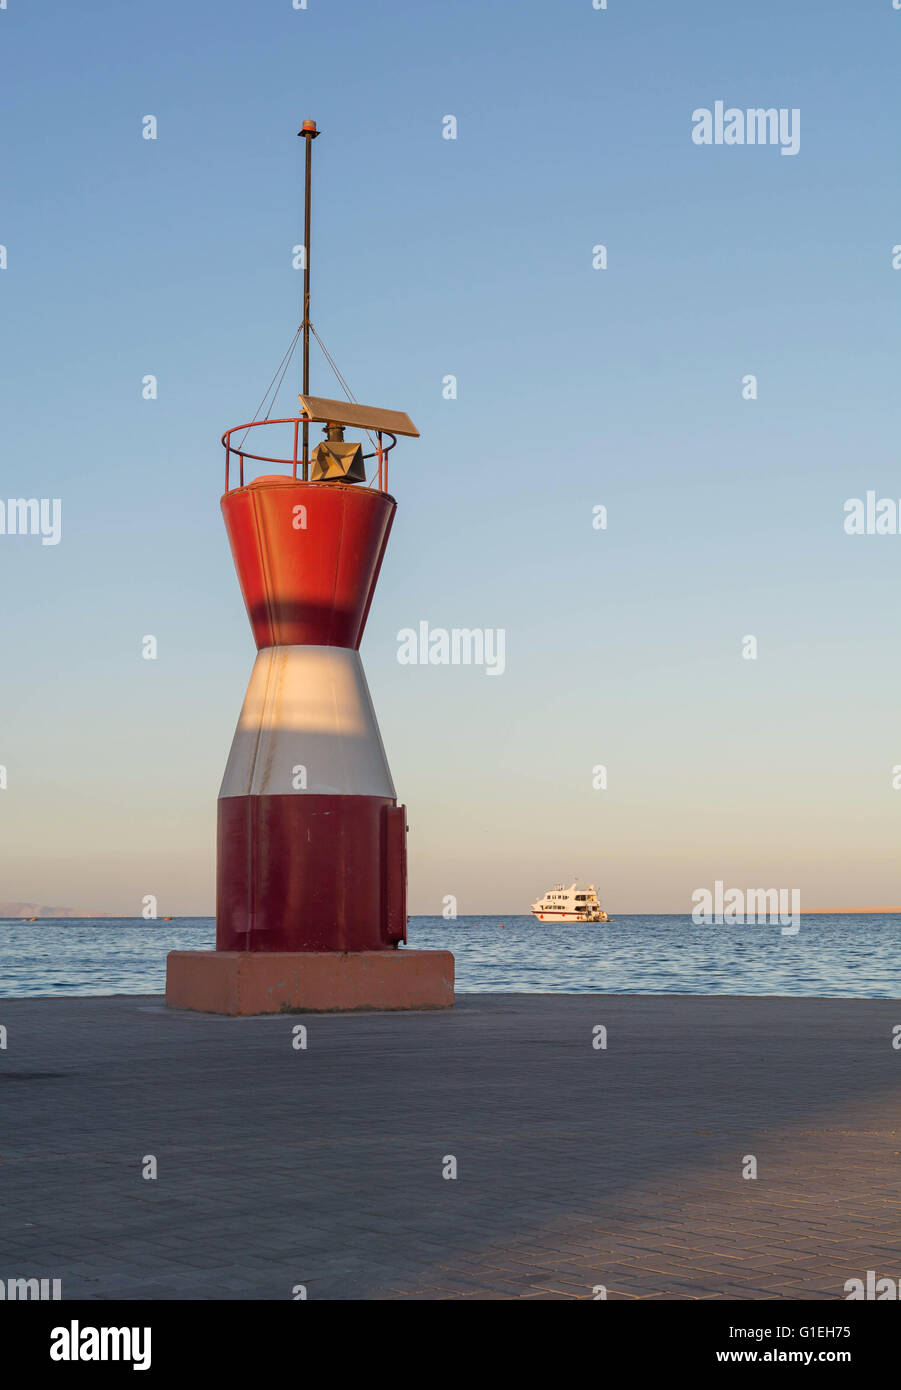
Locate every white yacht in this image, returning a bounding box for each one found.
[531,880,610,923]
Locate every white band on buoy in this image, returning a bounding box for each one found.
[219,645,396,799]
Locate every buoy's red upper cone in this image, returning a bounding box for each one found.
[222,479,396,649]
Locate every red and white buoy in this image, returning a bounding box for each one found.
[166,123,454,1014]
[216,474,407,954]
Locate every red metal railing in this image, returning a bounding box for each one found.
[221,416,396,493]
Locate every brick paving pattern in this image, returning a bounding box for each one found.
[0,993,899,1299]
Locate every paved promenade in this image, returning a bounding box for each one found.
[1,992,899,1300]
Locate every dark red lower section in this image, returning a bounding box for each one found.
[216,794,407,952]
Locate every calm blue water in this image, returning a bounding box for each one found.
[0,915,898,998]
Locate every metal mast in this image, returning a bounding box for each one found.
[298,119,319,480]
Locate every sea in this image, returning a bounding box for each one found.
[0,914,899,998]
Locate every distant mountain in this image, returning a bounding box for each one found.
[0,902,115,919]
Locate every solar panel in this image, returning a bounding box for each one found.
[297,395,420,438]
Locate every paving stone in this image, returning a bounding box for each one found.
[0,993,899,1299]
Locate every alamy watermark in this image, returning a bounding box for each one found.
[0,497,62,545]
[0,1276,61,1299]
[50,1322,151,1370]
[843,492,901,535]
[844,1271,901,1300]
[397,622,505,676]
[692,103,800,157]
[692,881,800,935]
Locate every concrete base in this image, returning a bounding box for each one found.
[165,949,454,1016]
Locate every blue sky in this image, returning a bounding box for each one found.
[1,0,900,914]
